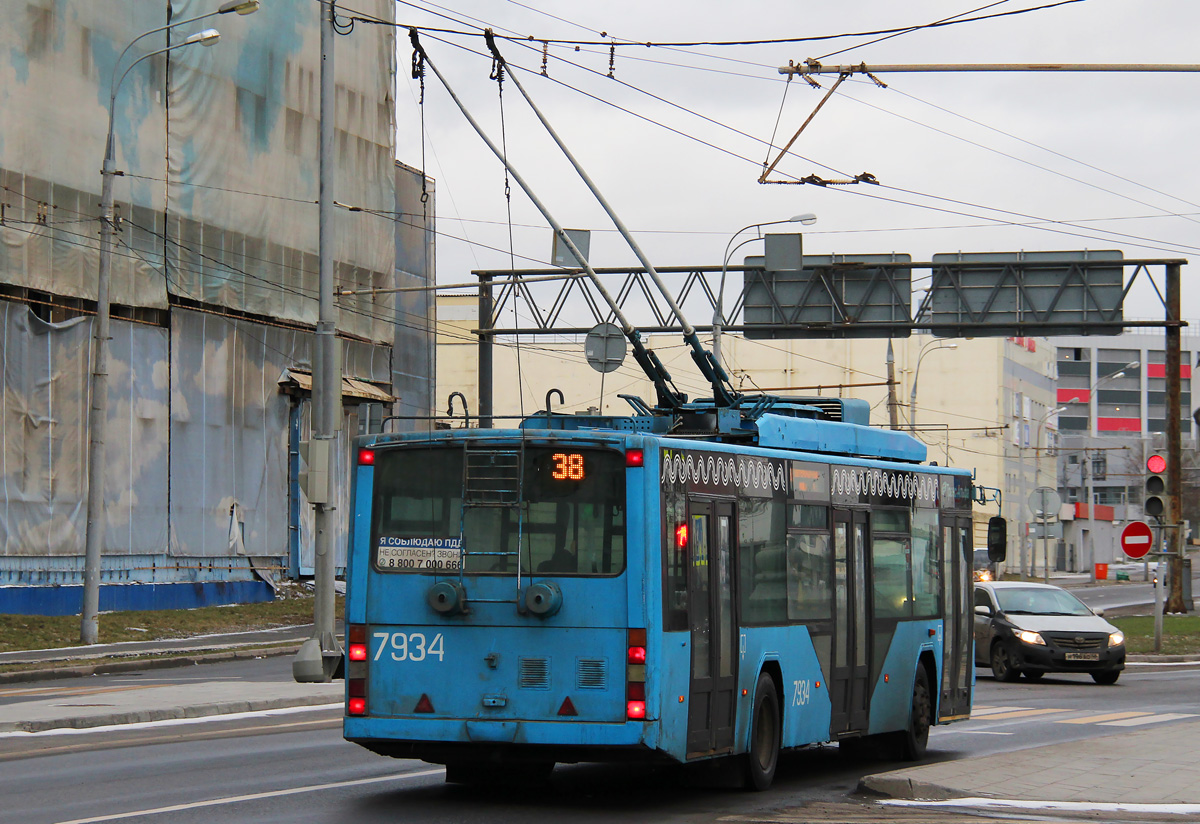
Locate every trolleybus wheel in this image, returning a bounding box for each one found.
[894,666,931,761]
[743,672,781,791]
[990,642,1021,682]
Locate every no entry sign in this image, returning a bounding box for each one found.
[1120,521,1154,559]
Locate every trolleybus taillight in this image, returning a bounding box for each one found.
[625,448,644,467]
[347,624,368,716]
[358,448,375,465]
[627,628,647,720]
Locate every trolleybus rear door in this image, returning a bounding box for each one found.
[939,516,973,719]
[686,499,737,756]
[830,509,870,736]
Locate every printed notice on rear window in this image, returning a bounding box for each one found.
[375,537,463,572]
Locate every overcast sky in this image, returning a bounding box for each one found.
[386,0,1200,326]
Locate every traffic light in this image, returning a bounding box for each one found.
[1144,453,1166,519]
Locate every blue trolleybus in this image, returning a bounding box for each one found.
[341,395,987,789]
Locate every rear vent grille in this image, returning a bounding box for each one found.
[576,658,608,690]
[518,657,550,689]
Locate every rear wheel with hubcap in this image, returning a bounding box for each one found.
[742,672,781,791]
[893,666,932,761]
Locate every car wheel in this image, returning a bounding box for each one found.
[1023,670,1044,681]
[1091,670,1120,685]
[990,642,1021,682]
[742,672,780,791]
[893,666,932,761]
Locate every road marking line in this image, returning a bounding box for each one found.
[969,706,1033,716]
[0,684,166,698]
[967,708,1063,720]
[1101,712,1198,726]
[1058,711,1152,724]
[52,768,444,823]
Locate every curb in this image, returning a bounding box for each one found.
[0,692,340,733]
[0,642,305,685]
[856,774,964,801]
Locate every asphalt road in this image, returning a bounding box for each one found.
[4,657,1197,824]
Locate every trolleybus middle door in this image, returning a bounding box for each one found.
[685,499,737,756]
[939,515,974,720]
[830,509,870,737]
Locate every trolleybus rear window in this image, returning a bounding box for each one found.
[370,445,626,575]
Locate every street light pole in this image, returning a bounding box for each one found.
[909,340,957,432]
[1034,406,1067,581]
[82,25,225,646]
[1080,360,1139,583]
[712,213,816,367]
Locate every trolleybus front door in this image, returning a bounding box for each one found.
[830,509,870,736]
[686,499,737,756]
[939,515,973,719]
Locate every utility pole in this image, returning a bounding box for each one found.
[885,340,900,430]
[295,0,342,682]
[1166,263,1186,612]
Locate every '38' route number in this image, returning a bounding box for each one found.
[372,632,445,662]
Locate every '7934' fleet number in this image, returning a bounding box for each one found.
[372,632,445,662]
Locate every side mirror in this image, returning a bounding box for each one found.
[1092,607,1106,618]
[974,604,992,616]
[987,516,1007,563]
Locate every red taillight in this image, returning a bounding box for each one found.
[348,643,367,662]
[625,449,644,467]
[358,448,375,465]
[626,628,647,721]
[348,697,367,716]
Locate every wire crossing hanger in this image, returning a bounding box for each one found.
[482,29,740,409]
[409,27,688,412]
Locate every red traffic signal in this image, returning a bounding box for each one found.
[1145,454,1166,519]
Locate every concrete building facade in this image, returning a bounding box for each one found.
[0,2,436,614]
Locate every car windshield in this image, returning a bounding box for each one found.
[995,586,1092,616]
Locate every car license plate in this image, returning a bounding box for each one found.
[1065,652,1100,661]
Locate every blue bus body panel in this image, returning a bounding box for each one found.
[867,620,942,735]
[736,625,834,750]
[364,625,626,723]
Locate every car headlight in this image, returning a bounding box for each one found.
[1109,631,1125,648]
[1015,630,1046,646]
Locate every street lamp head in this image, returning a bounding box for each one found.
[219,0,261,13]
[186,28,222,46]
[789,213,818,226]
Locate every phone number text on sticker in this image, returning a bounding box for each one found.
[375,537,463,572]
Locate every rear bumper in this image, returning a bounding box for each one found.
[344,716,660,764]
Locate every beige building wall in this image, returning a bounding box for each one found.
[436,294,1058,566]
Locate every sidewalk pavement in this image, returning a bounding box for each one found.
[0,629,342,733]
[861,718,1200,808]
[2,632,1199,812]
